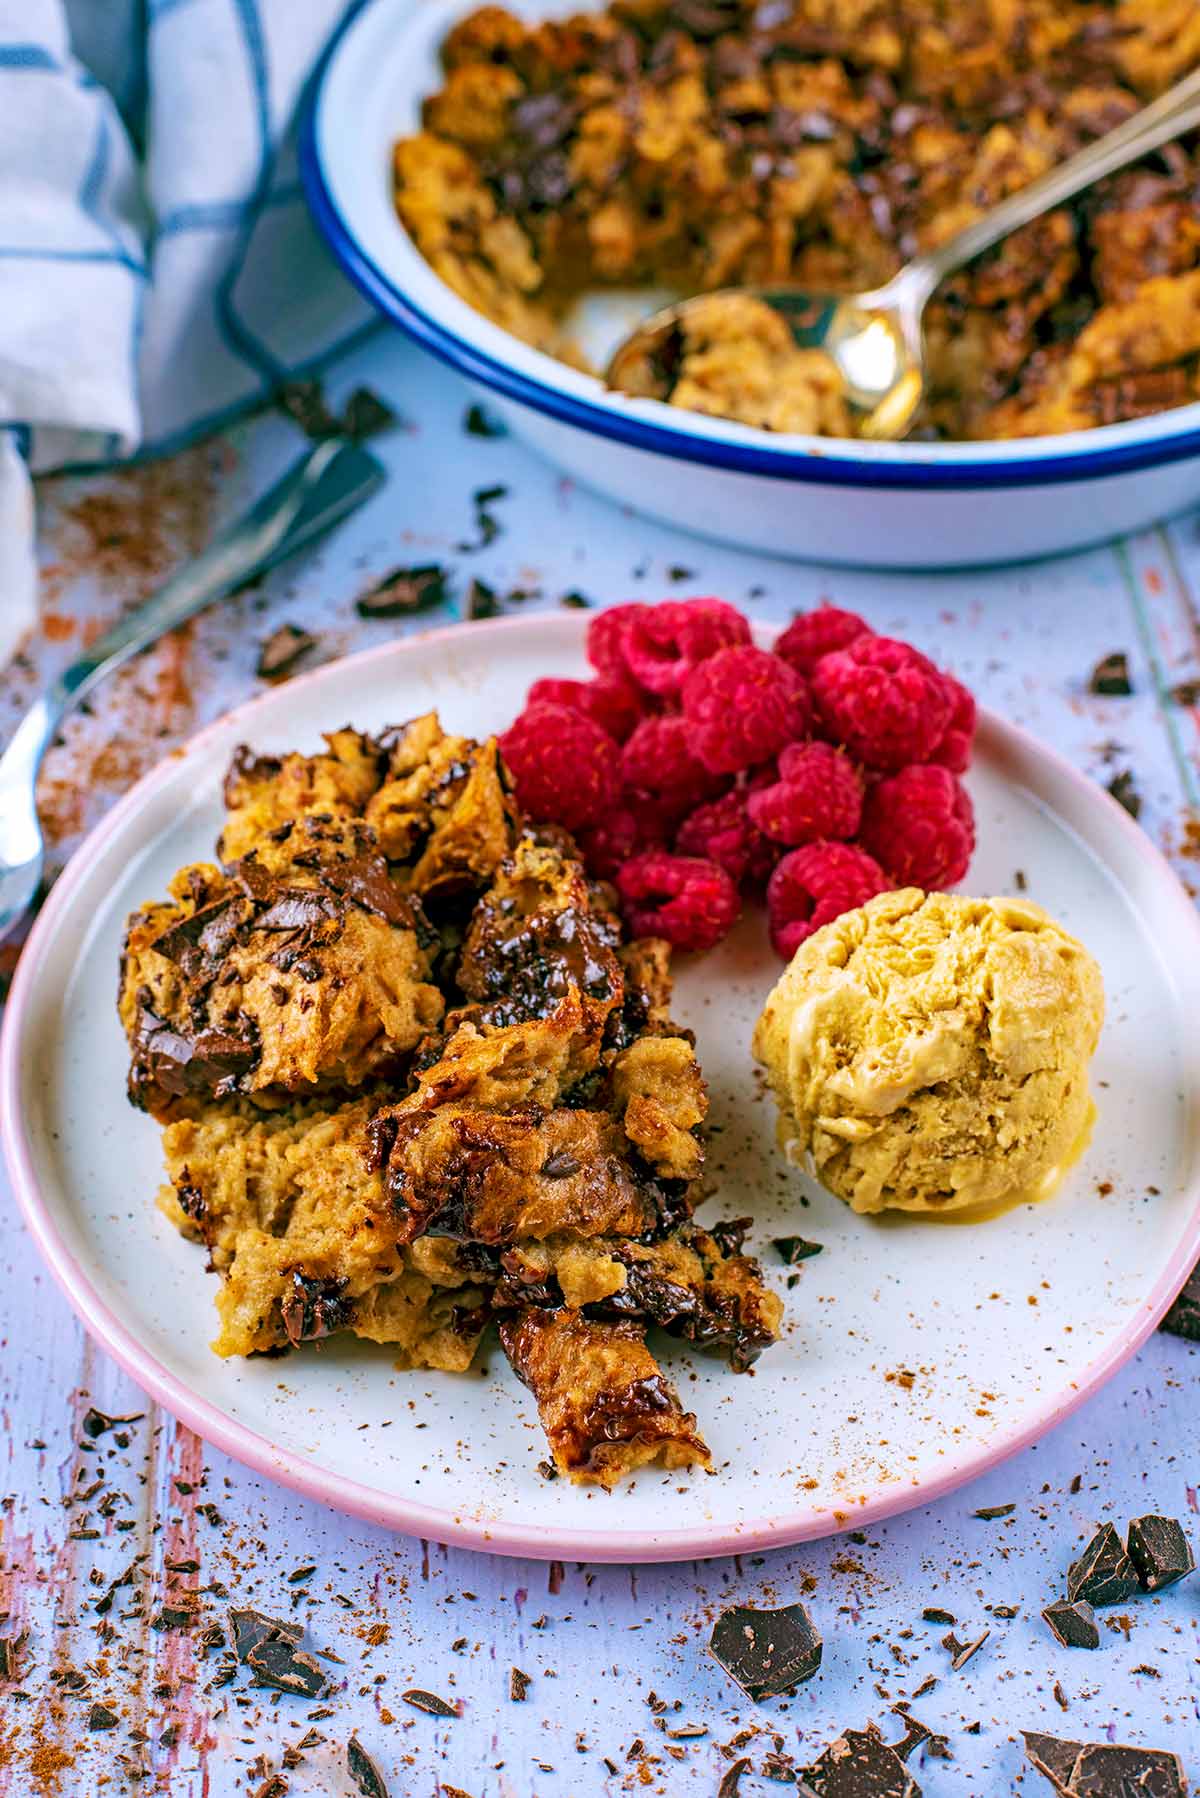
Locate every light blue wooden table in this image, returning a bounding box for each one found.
[1,331,1198,1797]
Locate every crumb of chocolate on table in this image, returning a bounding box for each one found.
[972,1503,1015,1520]
[1088,652,1133,697]
[535,1459,558,1480]
[465,577,499,620]
[717,1758,751,1798]
[250,1775,289,1798]
[257,623,317,681]
[799,1721,921,1797]
[1042,1598,1100,1650]
[402,1687,459,1717]
[1066,1522,1140,1607]
[772,1236,823,1265]
[355,562,449,618]
[1125,1514,1195,1591]
[1159,1260,1200,1339]
[1105,769,1141,818]
[559,589,592,608]
[463,403,506,438]
[941,1628,989,1671]
[341,387,398,441]
[457,483,509,552]
[509,1666,531,1701]
[81,1406,143,1439]
[920,1607,954,1626]
[347,1734,391,1798]
[667,565,696,582]
[1013,869,1028,891]
[1170,678,1200,707]
[276,377,398,443]
[709,1600,822,1700]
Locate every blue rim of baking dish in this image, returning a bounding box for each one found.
[300,0,1200,493]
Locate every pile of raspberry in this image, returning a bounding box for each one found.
[500,598,976,959]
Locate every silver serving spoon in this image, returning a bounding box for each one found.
[607,65,1200,440]
[0,435,385,944]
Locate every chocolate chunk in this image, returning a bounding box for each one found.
[887,1711,934,1762]
[1105,770,1141,819]
[921,1607,954,1625]
[347,1735,390,1798]
[276,377,341,440]
[1042,1599,1099,1649]
[0,1633,26,1681]
[229,1608,303,1663]
[1126,1515,1195,1592]
[81,1407,144,1439]
[247,1634,328,1699]
[1170,679,1200,708]
[129,1006,258,1103]
[255,890,338,933]
[509,1666,531,1701]
[1089,652,1132,696]
[355,563,449,618]
[773,1236,823,1264]
[1023,1730,1186,1797]
[251,1776,288,1798]
[320,855,416,928]
[1066,1523,1140,1607]
[257,624,317,680]
[1160,1260,1200,1339]
[709,1601,822,1699]
[973,1504,1015,1520]
[341,387,397,441]
[402,1688,459,1717]
[280,1270,353,1347]
[464,403,506,438]
[799,1724,921,1797]
[88,1702,120,1731]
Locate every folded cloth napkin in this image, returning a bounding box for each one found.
[0,0,374,666]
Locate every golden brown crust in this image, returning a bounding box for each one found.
[498,1307,711,1487]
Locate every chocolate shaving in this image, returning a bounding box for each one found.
[1126,1515,1195,1592]
[718,1760,751,1798]
[356,563,449,619]
[88,1702,120,1731]
[973,1504,1015,1520]
[229,1607,303,1663]
[1041,1599,1099,1650]
[1066,1523,1140,1607]
[465,577,499,620]
[509,1666,531,1701]
[772,1235,823,1264]
[81,1407,144,1439]
[941,1628,989,1671]
[0,1633,26,1681]
[347,1735,390,1798]
[1170,679,1200,708]
[1105,769,1141,819]
[709,1601,822,1700]
[257,624,317,681]
[402,1688,460,1717]
[1088,652,1132,696]
[921,1608,954,1625]
[463,403,506,437]
[341,387,397,441]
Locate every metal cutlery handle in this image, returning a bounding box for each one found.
[906,64,1200,303]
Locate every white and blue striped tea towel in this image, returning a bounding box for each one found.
[0,0,375,665]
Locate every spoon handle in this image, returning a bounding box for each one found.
[908,65,1200,299]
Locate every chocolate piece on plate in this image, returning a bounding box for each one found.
[1066,1523,1140,1607]
[709,1601,823,1699]
[257,623,316,680]
[799,1724,922,1797]
[1126,1515,1195,1592]
[1041,1599,1099,1650]
[773,1236,823,1264]
[1023,1730,1186,1797]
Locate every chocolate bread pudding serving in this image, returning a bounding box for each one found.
[393,0,1200,439]
[120,714,782,1488]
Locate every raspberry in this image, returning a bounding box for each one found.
[930,673,976,775]
[586,603,647,682]
[616,851,741,953]
[499,701,621,833]
[774,604,873,676]
[859,764,975,889]
[527,675,644,742]
[622,714,726,816]
[676,788,779,888]
[575,805,662,881]
[747,741,863,846]
[810,635,952,771]
[767,842,889,959]
[620,598,752,697]
[681,645,810,775]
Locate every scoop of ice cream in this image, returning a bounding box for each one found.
[752,889,1105,1216]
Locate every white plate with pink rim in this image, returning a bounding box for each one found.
[4,613,1200,1563]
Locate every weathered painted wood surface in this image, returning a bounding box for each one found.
[1,332,1198,1797]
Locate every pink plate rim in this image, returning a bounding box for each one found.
[4,613,1200,1563]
